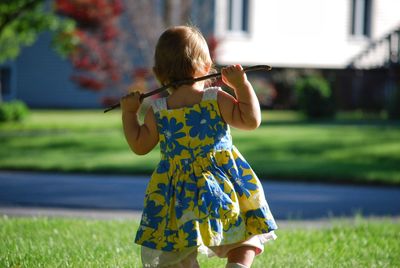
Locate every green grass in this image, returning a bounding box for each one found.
[1,110,399,185]
[1,217,399,267]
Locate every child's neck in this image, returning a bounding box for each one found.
[166,82,206,110]
[168,80,205,95]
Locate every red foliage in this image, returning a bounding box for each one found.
[101,96,120,106]
[71,75,105,91]
[101,23,119,41]
[55,0,124,95]
[56,0,123,26]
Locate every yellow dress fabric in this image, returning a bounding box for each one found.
[135,87,277,252]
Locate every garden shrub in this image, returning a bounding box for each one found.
[295,75,335,119]
[0,100,29,122]
[0,102,13,122]
[11,100,29,121]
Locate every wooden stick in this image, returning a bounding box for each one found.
[104,65,272,113]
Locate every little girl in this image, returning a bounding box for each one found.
[121,25,277,268]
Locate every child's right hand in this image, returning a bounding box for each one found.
[120,91,142,114]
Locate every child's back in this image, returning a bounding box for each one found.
[120,25,277,268]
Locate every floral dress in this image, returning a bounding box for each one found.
[135,87,277,256]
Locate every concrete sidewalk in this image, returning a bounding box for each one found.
[0,206,142,220]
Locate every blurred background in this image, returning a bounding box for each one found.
[1,0,399,185]
[1,0,399,115]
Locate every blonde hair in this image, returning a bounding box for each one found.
[153,25,213,86]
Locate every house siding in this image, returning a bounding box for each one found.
[14,33,101,108]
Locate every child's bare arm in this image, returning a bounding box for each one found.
[121,92,159,155]
[218,65,261,130]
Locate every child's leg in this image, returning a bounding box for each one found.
[225,263,249,268]
[226,245,257,268]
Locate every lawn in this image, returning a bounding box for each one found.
[1,216,399,268]
[0,110,399,185]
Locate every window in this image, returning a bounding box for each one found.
[351,0,372,38]
[227,0,249,33]
[0,67,11,97]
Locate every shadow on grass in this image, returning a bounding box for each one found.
[261,119,400,127]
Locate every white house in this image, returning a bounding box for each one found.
[214,0,400,69]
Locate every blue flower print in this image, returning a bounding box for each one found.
[156,160,170,174]
[159,117,186,157]
[182,221,198,247]
[198,193,209,216]
[235,158,258,194]
[186,106,216,139]
[200,175,230,218]
[141,239,157,250]
[184,181,197,193]
[210,218,222,234]
[161,241,175,251]
[136,226,144,240]
[234,168,258,198]
[223,158,258,198]
[222,157,234,172]
[214,123,232,149]
[222,158,237,179]
[235,157,251,170]
[200,143,215,155]
[142,200,163,228]
[175,188,192,219]
[180,158,192,173]
[156,182,172,206]
[245,207,276,232]
[245,207,267,219]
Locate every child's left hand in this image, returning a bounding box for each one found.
[221,64,249,91]
[120,91,142,114]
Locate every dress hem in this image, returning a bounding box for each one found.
[140,231,277,267]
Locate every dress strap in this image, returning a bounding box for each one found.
[151,97,167,113]
[202,87,220,101]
